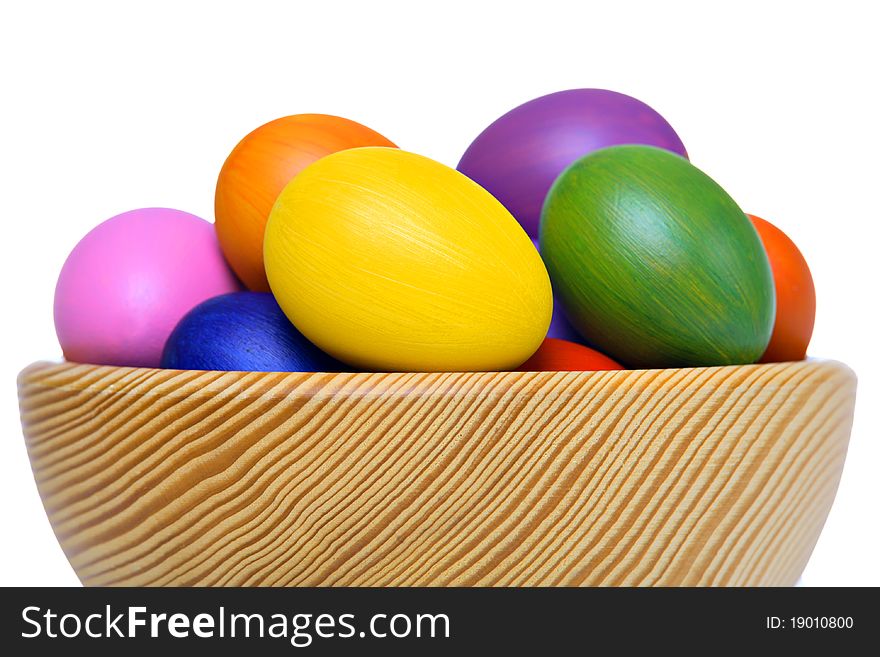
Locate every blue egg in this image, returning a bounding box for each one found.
[531,237,584,343]
[161,292,344,372]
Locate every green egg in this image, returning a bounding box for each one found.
[540,145,775,368]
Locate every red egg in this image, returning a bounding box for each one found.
[517,338,623,371]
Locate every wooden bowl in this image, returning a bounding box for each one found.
[18,359,855,587]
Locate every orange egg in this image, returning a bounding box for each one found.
[749,215,816,362]
[517,338,623,371]
[215,114,396,290]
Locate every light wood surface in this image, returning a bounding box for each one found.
[18,359,855,587]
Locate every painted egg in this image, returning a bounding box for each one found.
[215,114,396,291]
[264,147,552,372]
[458,88,687,237]
[541,145,775,368]
[54,208,241,368]
[531,237,582,342]
[161,292,343,372]
[748,215,816,362]
[517,338,623,371]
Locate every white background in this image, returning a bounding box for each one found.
[1,0,877,586]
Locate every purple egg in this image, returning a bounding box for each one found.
[531,238,584,343]
[458,89,688,236]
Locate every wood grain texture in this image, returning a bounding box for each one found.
[18,359,855,587]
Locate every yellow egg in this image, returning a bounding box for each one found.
[264,147,552,371]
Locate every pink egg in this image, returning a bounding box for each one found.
[54,208,241,367]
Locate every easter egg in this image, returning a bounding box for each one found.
[531,237,582,342]
[54,208,241,368]
[161,292,343,372]
[517,338,623,371]
[264,147,552,372]
[215,114,396,291]
[541,145,775,368]
[458,89,687,237]
[748,215,816,362]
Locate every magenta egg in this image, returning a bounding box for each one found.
[54,208,241,367]
[458,89,688,236]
